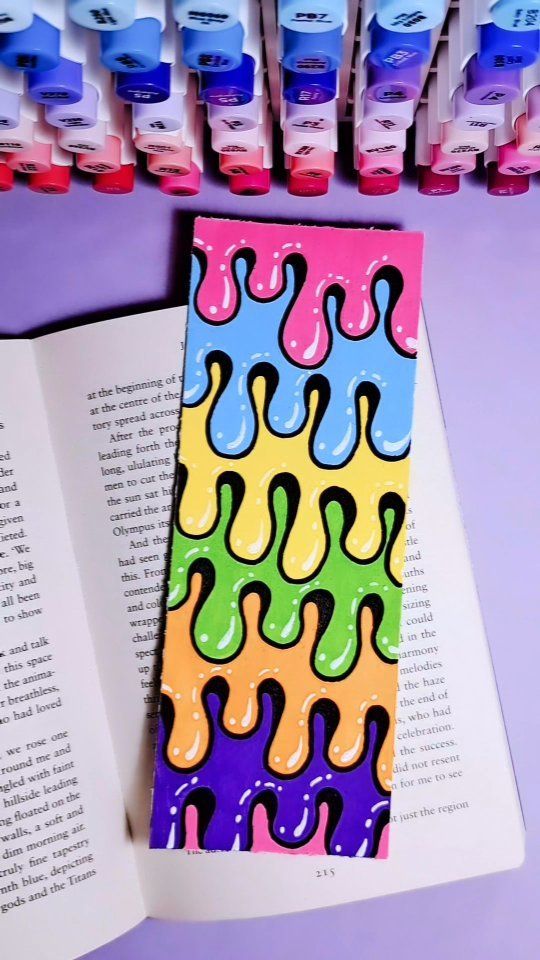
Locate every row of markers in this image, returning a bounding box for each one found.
[0,1,540,195]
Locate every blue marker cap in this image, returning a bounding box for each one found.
[478,22,539,70]
[199,53,254,105]
[278,0,347,33]
[281,26,342,73]
[0,15,60,72]
[182,21,244,72]
[369,18,431,69]
[100,17,161,73]
[116,61,171,102]
[28,57,84,105]
[283,67,337,104]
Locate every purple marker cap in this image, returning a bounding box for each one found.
[464,55,521,105]
[366,59,421,102]
[199,54,254,106]
[45,82,99,129]
[0,87,20,129]
[27,57,83,105]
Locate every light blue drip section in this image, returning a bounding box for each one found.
[184,254,417,466]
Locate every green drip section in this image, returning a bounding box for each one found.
[168,484,403,678]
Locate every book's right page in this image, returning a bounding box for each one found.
[35,306,524,920]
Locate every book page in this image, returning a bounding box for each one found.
[0,345,144,959]
[35,308,524,921]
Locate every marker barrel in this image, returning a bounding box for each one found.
[287,170,328,195]
[359,150,404,176]
[29,164,72,193]
[148,145,192,175]
[7,138,52,173]
[77,134,122,172]
[93,162,135,192]
[418,166,460,194]
[219,145,264,173]
[229,167,271,194]
[58,119,107,153]
[487,162,530,194]
[431,142,476,174]
[289,148,334,177]
[134,92,184,132]
[498,138,540,172]
[440,120,489,154]
[358,172,400,194]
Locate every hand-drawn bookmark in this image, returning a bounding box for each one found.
[151,218,424,858]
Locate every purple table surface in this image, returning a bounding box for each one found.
[1,171,539,960]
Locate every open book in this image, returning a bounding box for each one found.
[0,307,524,960]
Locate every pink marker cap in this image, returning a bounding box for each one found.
[229,168,271,195]
[362,96,414,132]
[498,140,540,175]
[6,139,51,173]
[93,163,135,194]
[147,146,192,176]
[77,136,122,174]
[358,126,406,155]
[135,129,185,154]
[289,149,335,178]
[0,162,14,191]
[287,172,328,196]
[219,147,264,175]
[28,163,71,193]
[358,173,400,195]
[358,150,403,177]
[440,120,489,156]
[452,85,505,132]
[431,143,476,175]
[59,120,107,154]
[487,164,530,196]
[526,85,540,132]
[418,167,460,195]
[159,164,202,196]
[0,116,34,152]
[515,113,540,156]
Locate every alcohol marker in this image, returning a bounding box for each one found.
[498,137,540,171]
[173,0,242,31]
[46,82,100,129]
[281,26,342,73]
[287,170,328,195]
[100,5,164,73]
[358,150,404,176]
[464,55,521,103]
[182,21,244,71]
[0,1,33,33]
[289,148,334,177]
[134,90,184,131]
[278,0,347,33]
[0,14,60,71]
[28,57,84,105]
[515,109,540,150]
[0,159,13,188]
[452,84,505,130]
[283,67,337,103]
[116,61,171,101]
[219,145,264,173]
[375,0,445,32]
[487,162,529,193]
[212,122,259,152]
[440,119,489,154]
[229,167,271,194]
[58,117,107,152]
[478,21,539,70]
[431,142,476,174]
[284,96,336,132]
[7,136,52,173]
[369,19,431,70]
[77,134,122,171]
[135,126,186,153]
[69,0,136,31]
[159,162,201,195]
[358,126,406,155]
[28,143,73,192]
[361,94,414,131]
[366,60,421,101]
[0,113,34,151]
[148,146,192,175]
[208,94,261,131]
[93,161,135,192]
[358,172,400,194]
[418,166,460,194]
[199,54,255,105]
[490,1,540,32]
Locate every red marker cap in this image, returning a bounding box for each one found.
[229,168,270,195]
[28,164,71,194]
[0,162,14,191]
[287,172,328,196]
[358,173,400,195]
[93,163,135,194]
[159,163,201,196]
[418,167,460,195]
[487,164,529,196]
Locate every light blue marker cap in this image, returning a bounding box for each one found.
[0,14,60,72]
[68,0,137,31]
[278,0,347,33]
[46,82,99,128]
[100,17,161,72]
[28,57,84,105]
[369,18,431,69]
[375,0,445,33]
[182,21,244,72]
[491,1,540,32]
[281,26,343,73]
[478,21,539,69]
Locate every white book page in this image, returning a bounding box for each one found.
[0,344,144,960]
[35,308,524,921]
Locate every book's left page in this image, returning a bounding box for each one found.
[0,344,144,960]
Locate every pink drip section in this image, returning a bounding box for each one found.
[183,803,389,858]
[193,218,423,366]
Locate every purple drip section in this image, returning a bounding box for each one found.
[150,692,389,857]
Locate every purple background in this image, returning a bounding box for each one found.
[1,171,538,959]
